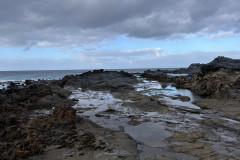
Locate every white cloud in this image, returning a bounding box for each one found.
[209,31,236,39]
[1,50,239,71]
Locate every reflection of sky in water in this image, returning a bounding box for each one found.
[161,97,200,109]
[125,122,170,148]
[71,89,222,160]
[167,73,189,77]
[70,89,170,147]
[135,78,200,109]
[70,80,240,159]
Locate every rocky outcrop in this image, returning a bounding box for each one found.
[0,71,139,159]
[186,67,240,98]
[59,70,139,92]
[0,105,138,159]
[0,106,76,159]
[141,70,174,82]
[141,57,240,99]
[0,81,75,134]
[193,99,240,121]
[141,70,191,89]
[170,142,216,159]
[171,131,205,143]
[204,56,240,69]
[153,56,240,75]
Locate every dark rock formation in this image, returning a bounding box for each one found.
[141,70,174,82]
[0,70,139,159]
[141,57,240,99]
[0,106,76,159]
[155,56,240,75]
[59,70,139,92]
[186,68,240,99]
[205,56,240,68]
[0,81,77,159]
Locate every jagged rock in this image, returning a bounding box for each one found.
[171,131,205,143]
[204,56,240,69]
[170,94,190,102]
[142,57,240,99]
[170,142,216,159]
[194,99,240,121]
[141,71,173,83]
[188,68,240,98]
[59,70,138,92]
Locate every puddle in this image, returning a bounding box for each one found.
[134,78,201,112]
[125,122,169,148]
[70,77,240,159]
[160,97,200,110]
[138,144,198,160]
[167,73,189,77]
[70,89,199,159]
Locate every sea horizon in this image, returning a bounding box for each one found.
[0,67,183,72]
[0,68,180,82]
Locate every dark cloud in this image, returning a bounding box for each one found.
[0,0,239,47]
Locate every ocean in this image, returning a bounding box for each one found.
[0,68,175,82]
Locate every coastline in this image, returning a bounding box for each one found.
[0,57,240,159]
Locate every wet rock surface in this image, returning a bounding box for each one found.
[170,142,216,159]
[140,57,240,121]
[170,131,205,143]
[194,99,240,121]
[70,74,240,159]
[0,81,75,133]
[1,60,240,160]
[0,71,139,160]
[185,67,240,99]
[142,57,240,99]
[1,106,137,160]
[1,106,77,159]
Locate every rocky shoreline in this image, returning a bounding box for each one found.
[0,57,240,160]
[141,56,240,121]
[0,71,140,159]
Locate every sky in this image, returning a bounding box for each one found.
[0,0,240,71]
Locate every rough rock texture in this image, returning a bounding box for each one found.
[141,71,174,82]
[171,131,205,143]
[0,71,139,160]
[168,94,190,102]
[170,142,216,160]
[0,82,75,134]
[0,106,77,159]
[0,82,73,112]
[142,57,240,99]
[194,99,240,121]
[153,56,240,75]
[59,70,139,92]
[186,68,240,98]
[141,70,191,88]
[203,56,240,69]
[116,91,169,114]
[0,106,138,160]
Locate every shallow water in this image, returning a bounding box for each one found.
[70,77,240,159]
[70,89,197,159]
[135,79,201,111]
[0,68,176,81]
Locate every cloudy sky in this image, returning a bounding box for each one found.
[0,0,240,70]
